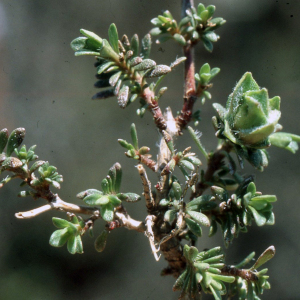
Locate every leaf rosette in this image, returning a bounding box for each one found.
[213,72,281,149]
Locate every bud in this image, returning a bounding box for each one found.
[213,72,281,148]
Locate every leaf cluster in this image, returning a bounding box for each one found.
[209,182,276,247]
[173,245,235,299]
[76,163,140,222]
[150,3,226,51]
[49,215,84,254]
[71,24,185,115]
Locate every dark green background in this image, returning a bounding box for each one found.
[0,0,299,299]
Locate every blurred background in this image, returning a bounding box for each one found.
[0,0,299,299]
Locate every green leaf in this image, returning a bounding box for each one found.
[109,71,122,87]
[202,255,225,265]
[131,34,139,57]
[179,159,195,171]
[101,178,110,194]
[201,36,213,52]
[178,16,190,28]
[173,33,186,46]
[113,163,122,193]
[250,246,275,270]
[99,39,119,61]
[183,155,201,166]
[141,34,151,59]
[101,203,114,222]
[118,139,134,150]
[172,182,182,200]
[194,262,210,271]
[209,284,222,300]
[204,31,219,42]
[206,5,216,18]
[169,57,186,69]
[211,274,235,283]
[209,220,218,237]
[97,61,115,75]
[118,85,130,108]
[70,36,87,51]
[0,128,8,153]
[116,192,141,202]
[164,209,177,223]
[145,65,171,78]
[107,194,122,206]
[133,59,156,71]
[6,128,26,156]
[83,193,105,206]
[108,23,119,53]
[249,206,267,226]
[149,27,162,36]
[130,123,139,149]
[197,3,205,15]
[185,217,202,237]
[95,230,109,252]
[52,217,70,229]
[159,198,170,206]
[173,269,188,291]
[251,194,277,202]
[80,29,103,48]
[200,63,211,75]
[188,246,199,262]
[74,50,100,56]
[76,189,102,199]
[67,235,83,254]
[210,68,220,80]
[49,228,70,247]
[187,210,210,227]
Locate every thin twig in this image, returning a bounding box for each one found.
[137,164,155,210]
[145,215,161,261]
[176,0,197,131]
[15,195,99,219]
[221,265,258,282]
[115,211,146,232]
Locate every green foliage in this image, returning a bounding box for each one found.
[212,72,300,171]
[195,63,220,104]
[118,123,152,159]
[1,2,299,300]
[150,3,226,51]
[214,72,281,149]
[50,215,84,254]
[30,162,63,189]
[71,23,185,114]
[209,181,276,247]
[94,229,109,252]
[77,163,140,222]
[161,181,215,240]
[269,132,300,153]
[227,246,275,299]
[173,245,235,299]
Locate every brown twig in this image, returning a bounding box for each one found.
[142,87,167,131]
[137,164,155,210]
[175,0,197,131]
[221,265,258,282]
